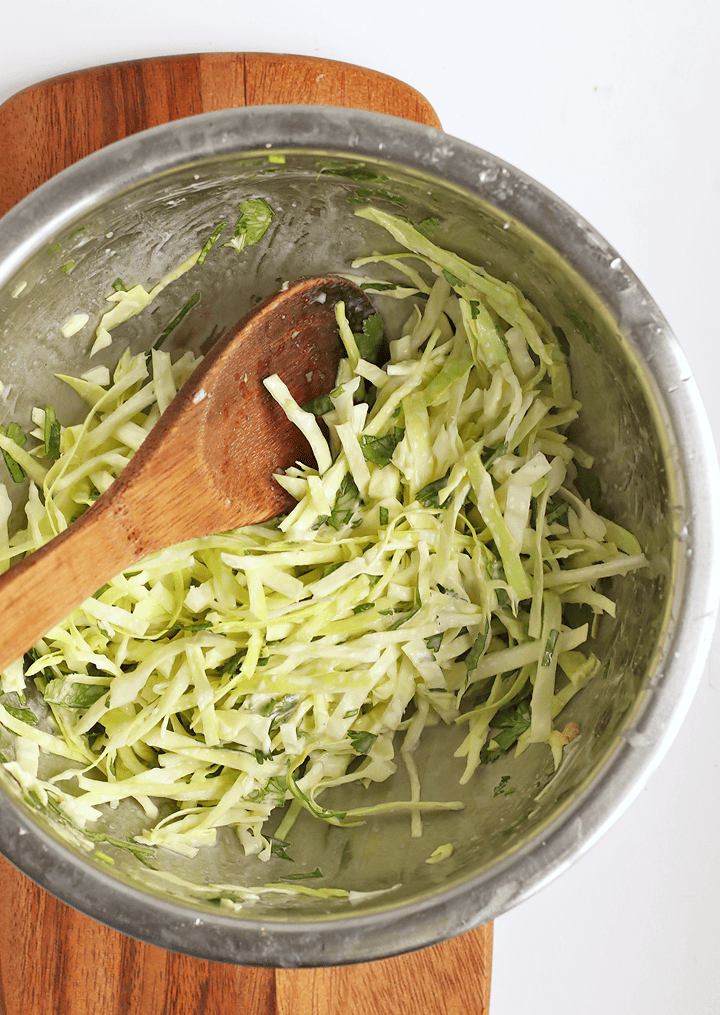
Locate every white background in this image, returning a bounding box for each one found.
[2,2,719,1012]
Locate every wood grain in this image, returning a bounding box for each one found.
[0,854,492,1015]
[0,52,441,219]
[0,53,491,1015]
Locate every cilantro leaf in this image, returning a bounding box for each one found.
[360,427,403,466]
[493,774,515,797]
[227,198,274,251]
[479,701,531,763]
[269,836,293,861]
[43,680,109,709]
[302,393,333,416]
[348,730,378,755]
[317,161,388,182]
[359,281,399,293]
[43,405,61,460]
[417,216,440,237]
[442,269,465,288]
[153,291,201,350]
[348,187,406,208]
[321,472,360,530]
[197,222,226,265]
[0,422,26,482]
[354,312,384,362]
[2,703,38,725]
[465,621,490,676]
[278,867,324,881]
[425,632,444,654]
[416,470,451,509]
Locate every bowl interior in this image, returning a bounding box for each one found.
[0,138,685,956]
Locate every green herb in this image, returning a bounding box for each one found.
[442,269,465,288]
[153,291,201,350]
[197,222,226,265]
[43,405,61,460]
[317,161,387,182]
[544,498,570,526]
[352,602,375,614]
[482,440,509,470]
[42,680,109,709]
[2,703,38,725]
[465,622,490,675]
[278,867,324,881]
[416,470,451,509]
[379,506,389,527]
[541,629,560,667]
[169,620,213,632]
[417,216,440,237]
[479,701,532,763]
[111,277,127,292]
[425,632,444,654]
[302,393,333,416]
[348,187,406,207]
[266,695,300,731]
[220,649,247,676]
[0,422,26,482]
[228,198,274,251]
[359,281,399,293]
[61,261,75,274]
[348,730,378,755]
[269,836,293,860]
[493,775,515,797]
[388,588,422,630]
[564,309,600,353]
[354,312,384,362]
[321,472,360,530]
[87,832,157,866]
[360,427,403,467]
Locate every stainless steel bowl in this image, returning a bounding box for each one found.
[0,106,717,966]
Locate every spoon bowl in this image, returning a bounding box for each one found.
[0,275,376,675]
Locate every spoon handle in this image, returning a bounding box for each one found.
[0,493,140,676]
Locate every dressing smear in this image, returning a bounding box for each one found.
[0,207,644,867]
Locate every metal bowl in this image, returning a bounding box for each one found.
[0,106,717,966]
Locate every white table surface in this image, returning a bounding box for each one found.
[3,2,719,1012]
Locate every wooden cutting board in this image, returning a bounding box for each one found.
[0,53,492,1015]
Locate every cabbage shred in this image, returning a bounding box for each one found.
[0,209,645,859]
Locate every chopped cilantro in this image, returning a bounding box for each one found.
[197,222,226,265]
[479,701,532,763]
[0,421,27,482]
[153,291,201,350]
[442,269,465,288]
[2,703,38,725]
[354,312,384,362]
[43,405,61,460]
[493,774,515,797]
[317,160,388,182]
[416,470,451,509]
[227,198,274,251]
[278,867,324,881]
[360,427,403,466]
[269,836,293,860]
[348,730,378,755]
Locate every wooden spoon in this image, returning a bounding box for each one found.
[0,274,374,675]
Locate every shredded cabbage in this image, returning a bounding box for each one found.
[0,209,646,863]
